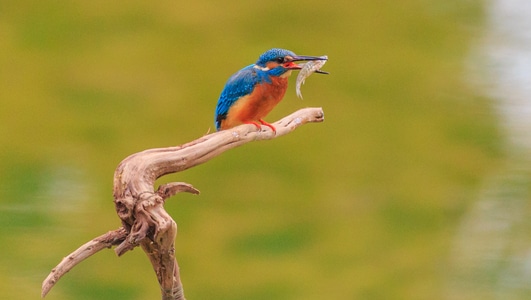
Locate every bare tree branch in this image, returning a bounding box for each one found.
[41,228,127,298]
[42,107,324,299]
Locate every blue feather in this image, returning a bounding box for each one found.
[214,65,271,130]
[256,48,296,67]
[214,48,297,130]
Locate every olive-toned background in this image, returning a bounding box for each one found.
[2,1,529,299]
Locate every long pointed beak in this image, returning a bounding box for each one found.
[291,55,328,62]
[288,55,329,74]
[292,55,328,61]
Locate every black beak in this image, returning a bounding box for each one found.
[291,55,328,62]
[290,55,329,74]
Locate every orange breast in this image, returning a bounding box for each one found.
[222,77,288,130]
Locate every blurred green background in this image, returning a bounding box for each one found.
[1,0,530,299]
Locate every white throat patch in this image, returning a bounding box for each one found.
[253,65,270,71]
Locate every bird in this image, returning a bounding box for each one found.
[214,48,327,133]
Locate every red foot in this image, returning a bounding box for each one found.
[244,121,262,130]
[259,119,276,133]
[243,120,276,133]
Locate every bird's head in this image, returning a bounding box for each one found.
[255,48,328,77]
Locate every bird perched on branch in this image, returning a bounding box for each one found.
[214,48,328,133]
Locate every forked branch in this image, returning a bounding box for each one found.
[42,107,324,299]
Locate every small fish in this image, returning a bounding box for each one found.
[296,55,328,99]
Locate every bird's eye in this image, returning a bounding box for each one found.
[275,57,285,64]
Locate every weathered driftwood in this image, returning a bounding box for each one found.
[42,107,324,299]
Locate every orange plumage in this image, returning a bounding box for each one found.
[214,48,327,133]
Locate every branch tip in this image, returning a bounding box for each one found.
[157,182,200,201]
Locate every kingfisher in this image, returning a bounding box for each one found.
[214,48,327,133]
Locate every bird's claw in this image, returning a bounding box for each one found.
[259,119,276,134]
[245,120,276,134]
[243,121,260,129]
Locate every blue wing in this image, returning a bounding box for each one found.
[215,65,271,130]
